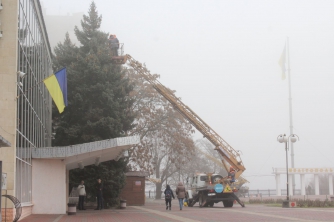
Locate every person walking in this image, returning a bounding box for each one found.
[164,184,175,210]
[77,180,86,210]
[95,179,104,210]
[176,182,186,210]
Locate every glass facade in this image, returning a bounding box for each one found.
[16,0,52,203]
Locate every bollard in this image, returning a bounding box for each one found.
[67,203,76,215]
[120,200,127,209]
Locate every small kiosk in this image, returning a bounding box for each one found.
[120,171,149,206]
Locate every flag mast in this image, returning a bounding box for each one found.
[286,37,296,192]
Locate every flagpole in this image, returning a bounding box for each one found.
[286,37,295,192]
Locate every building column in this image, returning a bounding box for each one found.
[66,169,69,208]
[288,174,293,196]
[314,174,320,195]
[0,1,20,221]
[329,174,333,195]
[300,174,305,195]
[32,159,66,214]
[275,174,281,196]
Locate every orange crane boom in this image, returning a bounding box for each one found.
[125,54,246,178]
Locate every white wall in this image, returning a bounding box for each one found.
[32,159,66,214]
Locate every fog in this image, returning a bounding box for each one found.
[41,0,334,190]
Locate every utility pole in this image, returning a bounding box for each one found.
[286,37,296,193]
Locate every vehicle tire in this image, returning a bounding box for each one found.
[228,200,234,207]
[208,202,214,207]
[222,200,233,208]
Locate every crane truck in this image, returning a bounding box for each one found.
[111,49,246,208]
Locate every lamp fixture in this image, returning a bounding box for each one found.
[276,133,299,208]
[78,162,84,169]
[95,157,100,166]
[17,71,26,79]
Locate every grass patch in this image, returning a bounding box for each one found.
[248,198,334,208]
[265,203,282,207]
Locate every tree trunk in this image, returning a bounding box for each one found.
[155,182,162,199]
[155,156,162,199]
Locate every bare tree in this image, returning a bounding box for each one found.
[126,68,195,198]
[195,139,228,176]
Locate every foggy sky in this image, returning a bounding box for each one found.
[41,0,334,190]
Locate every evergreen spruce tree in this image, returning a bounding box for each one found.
[52,2,134,207]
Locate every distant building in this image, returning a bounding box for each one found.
[43,11,83,49]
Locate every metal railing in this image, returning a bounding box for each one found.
[118,43,124,56]
[1,195,22,222]
[146,190,157,199]
[110,43,124,57]
[241,189,304,198]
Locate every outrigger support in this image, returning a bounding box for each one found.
[188,195,199,207]
[232,193,245,207]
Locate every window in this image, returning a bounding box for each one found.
[135,181,141,186]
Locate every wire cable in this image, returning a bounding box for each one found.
[0,125,15,136]
[293,126,332,165]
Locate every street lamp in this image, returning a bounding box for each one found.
[277,134,299,207]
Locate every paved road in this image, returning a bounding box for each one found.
[20,200,334,222]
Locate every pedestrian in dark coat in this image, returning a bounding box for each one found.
[164,184,175,210]
[95,179,104,210]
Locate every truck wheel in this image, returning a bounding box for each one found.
[228,201,234,207]
[223,200,233,208]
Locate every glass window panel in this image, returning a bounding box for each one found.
[16,0,52,204]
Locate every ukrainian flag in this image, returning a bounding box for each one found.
[43,68,68,113]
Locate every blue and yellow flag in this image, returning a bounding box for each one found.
[44,68,68,113]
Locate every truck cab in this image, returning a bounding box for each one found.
[188,173,223,198]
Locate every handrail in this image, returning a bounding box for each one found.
[2,195,22,222]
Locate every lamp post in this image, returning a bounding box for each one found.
[277,134,299,207]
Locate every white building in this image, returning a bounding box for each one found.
[0,1,138,221]
[273,167,334,196]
